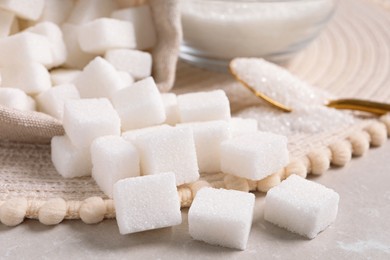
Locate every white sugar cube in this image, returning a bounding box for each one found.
[122,124,171,143]
[105,49,152,80]
[189,188,255,250]
[36,0,74,25]
[111,5,156,50]
[0,0,44,21]
[0,62,51,95]
[177,90,231,123]
[35,84,80,120]
[221,132,289,180]
[113,172,182,234]
[0,88,36,111]
[117,71,134,87]
[161,93,180,125]
[132,127,199,185]
[26,22,67,68]
[0,32,52,67]
[230,117,258,137]
[61,23,95,69]
[177,121,230,173]
[51,135,92,178]
[67,0,118,25]
[63,98,121,148]
[50,69,81,85]
[91,136,140,198]
[78,18,136,54]
[264,175,340,239]
[111,77,166,130]
[73,57,124,99]
[0,9,16,38]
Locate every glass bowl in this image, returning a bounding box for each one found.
[180,0,337,71]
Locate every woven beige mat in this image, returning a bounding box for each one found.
[0,0,389,225]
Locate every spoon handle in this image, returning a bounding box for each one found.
[327,99,390,115]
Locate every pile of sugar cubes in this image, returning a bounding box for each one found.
[0,0,340,250]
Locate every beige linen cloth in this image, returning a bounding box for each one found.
[0,0,389,225]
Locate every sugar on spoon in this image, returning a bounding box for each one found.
[229,58,390,115]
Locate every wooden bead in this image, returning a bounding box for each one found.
[307,149,331,175]
[38,198,67,225]
[347,131,370,156]
[329,140,352,166]
[0,198,27,226]
[79,197,106,224]
[365,123,387,147]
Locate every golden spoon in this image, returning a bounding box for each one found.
[229,59,390,115]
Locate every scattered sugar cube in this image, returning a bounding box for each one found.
[0,62,51,95]
[132,127,199,185]
[161,93,180,125]
[63,98,121,148]
[66,0,118,25]
[0,88,36,111]
[230,117,258,137]
[0,0,45,21]
[51,135,92,178]
[113,172,182,234]
[220,132,289,180]
[111,5,157,50]
[61,23,95,69]
[35,84,80,120]
[122,124,171,143]
[177,121,230,173]
[50,69,81,85]
[73,57,125,99]
[36,0,74,25]
[0,9,16,38]
[189,187,255,250]
[264,175,340,239]
[0,32,53,67]
[91,136,140,198]
[26,22,67,68]
[177,90,231,123]
[105,49,152,80]
[78,18,136,54]
[111,77,166,130]
[117,71,134,87]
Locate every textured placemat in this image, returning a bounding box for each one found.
[0,0,389,226]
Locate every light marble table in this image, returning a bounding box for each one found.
[1,141,389,259]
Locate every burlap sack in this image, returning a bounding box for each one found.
[0,0,181,143]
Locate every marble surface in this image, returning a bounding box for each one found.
[1,141,389,259]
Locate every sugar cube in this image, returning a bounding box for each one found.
[66,0,118,25]
[230,117,258,137]
[35,84,80,120]
[26,22,67,68]
[78,18,136,54]
[105,49,152,80]
[91,136,140,198]
[0,32,52,67]
[177,121,230,173]
[122,124,171,143]
[73,57,125,99]
[177,90,231,123]
[111,77,166,130]
[0,88,36,111]
[132,127,199,185]
[161,93,180,125]
[189,187,255,250]
[111,5,157,50]
[50,69,81,85]
[264,174,340,239]
[0,0,45,21]
[220,132,289,180]
[0,9,16,38]
[35,0,74,25]
[113,172,182,234]
[117,71,134,87]
[61,23,95,69]
[0,62,51,95]
[63,98,121,148]
[51,135,92,178]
